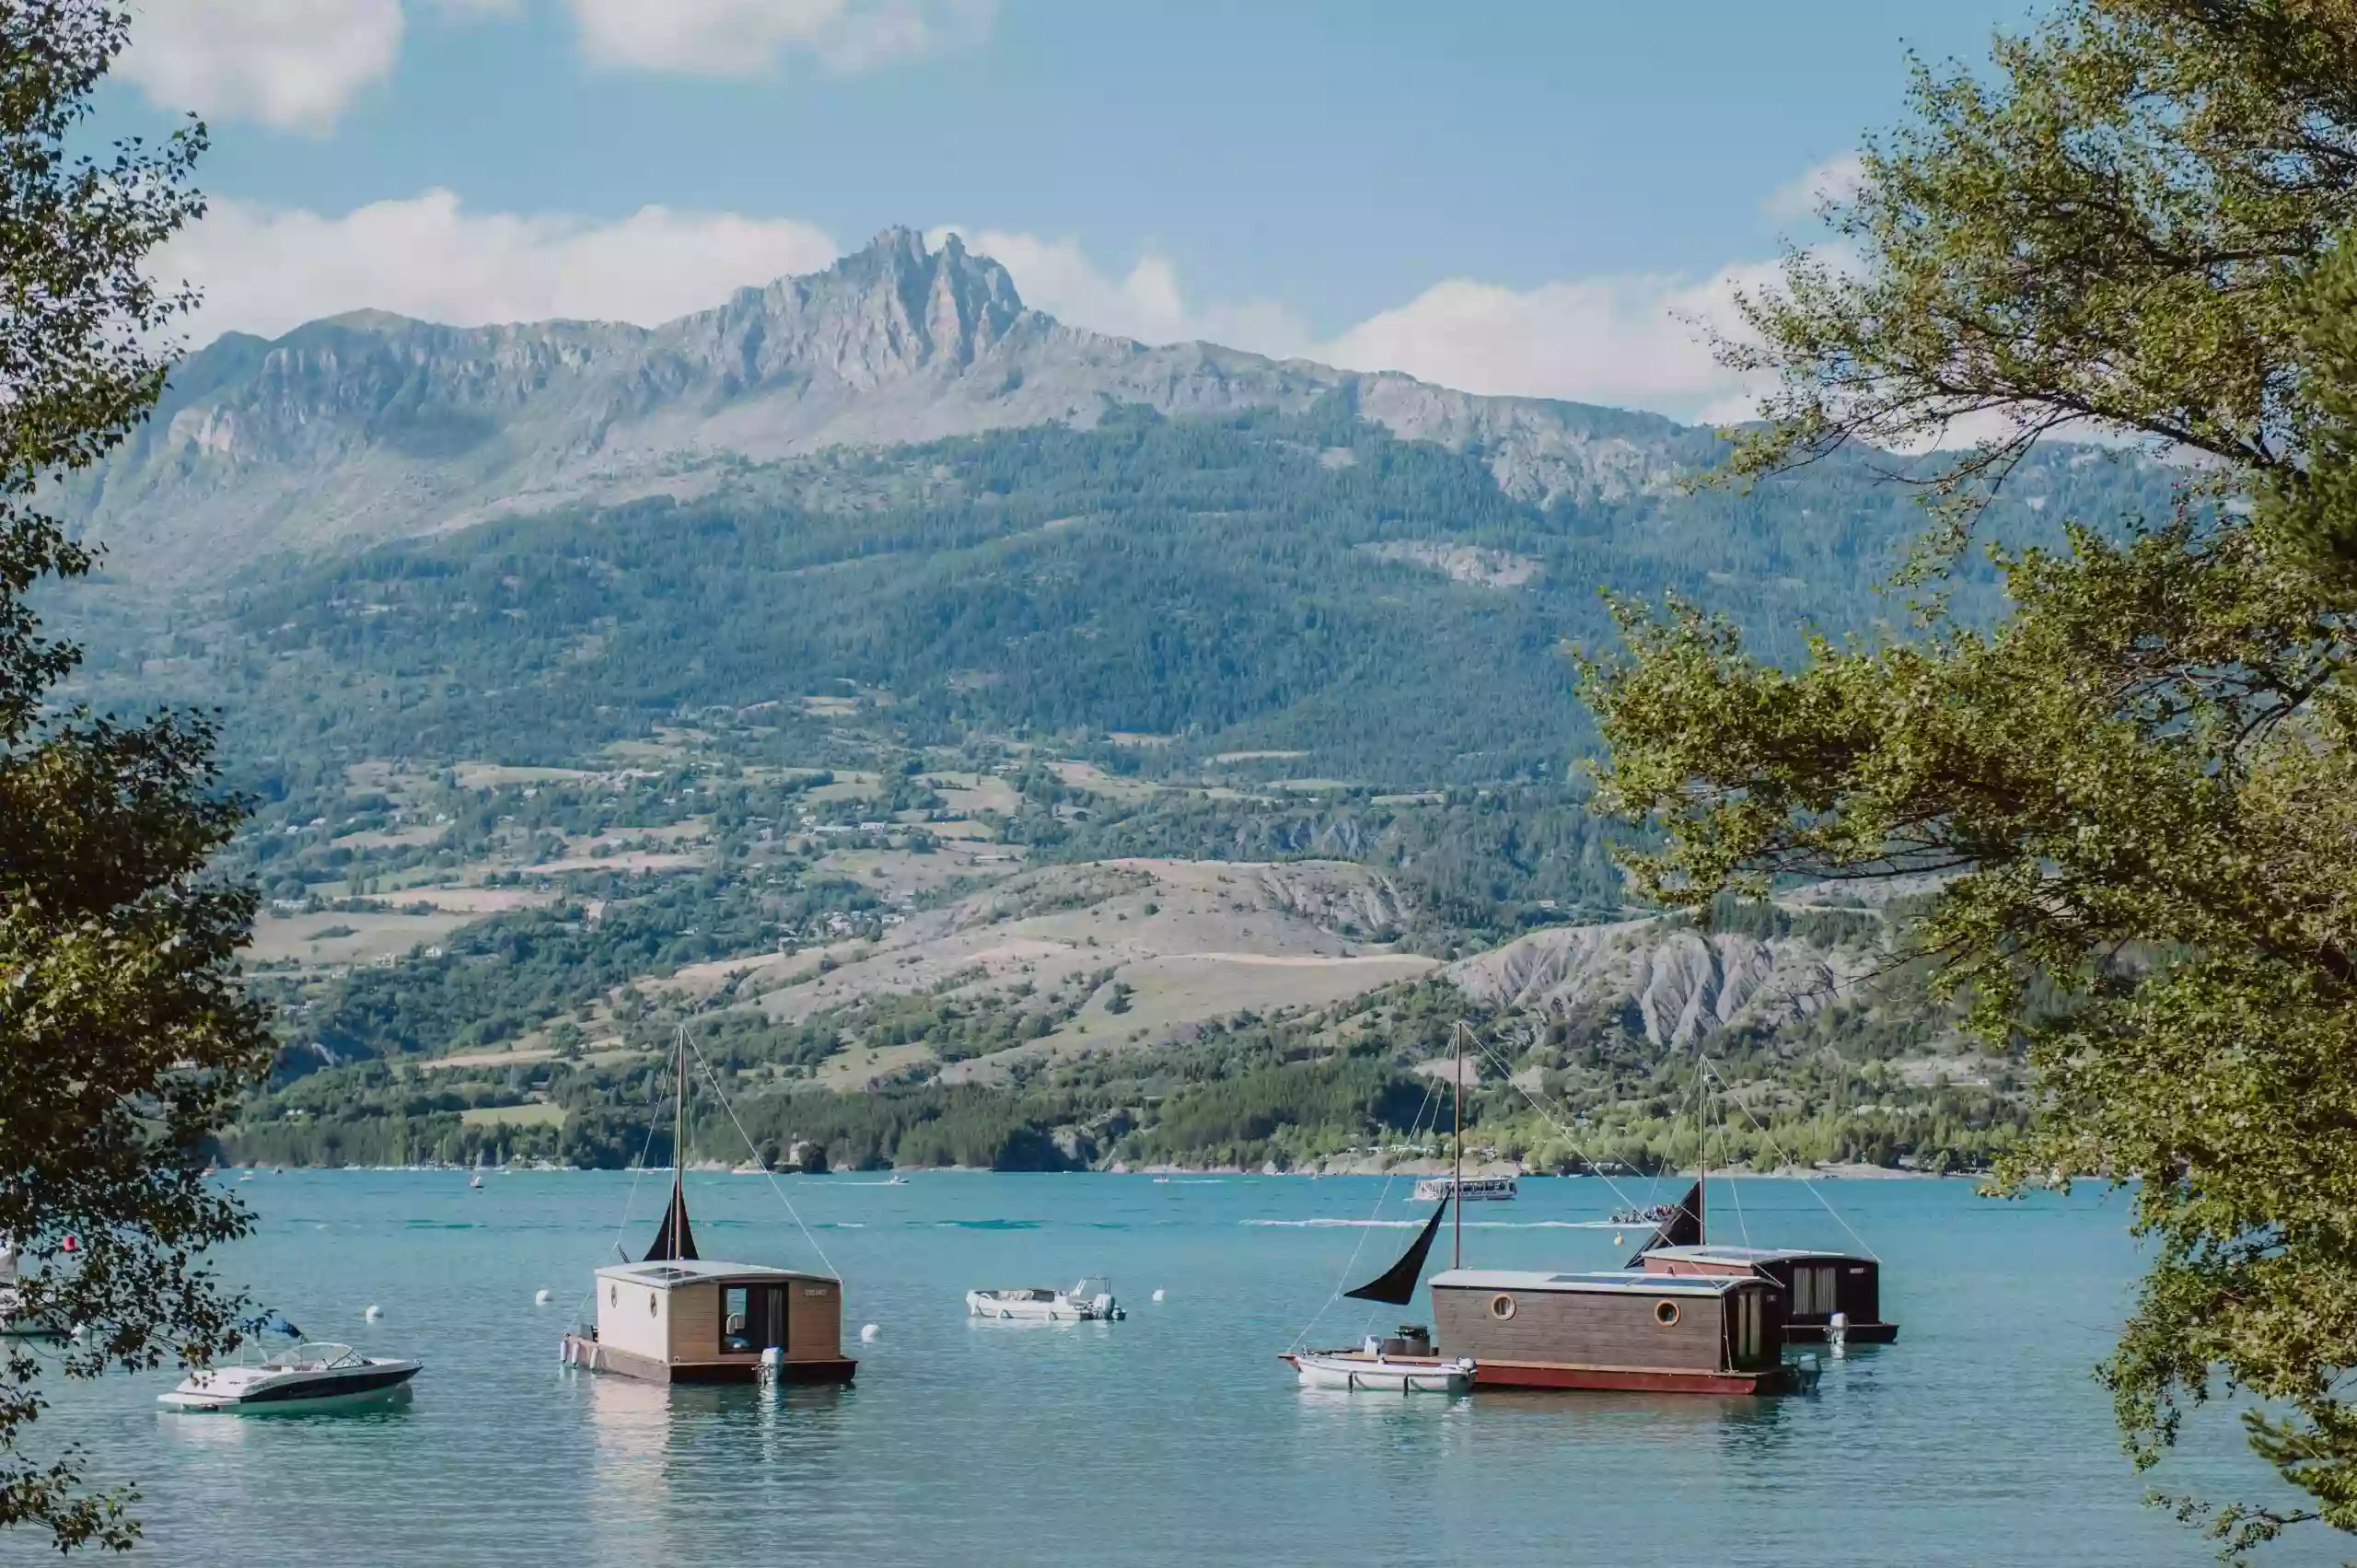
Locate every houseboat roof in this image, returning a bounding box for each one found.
[1430,1268,1754,1295]
[1645,1246,1871,1267]
[594,1259,836,1290]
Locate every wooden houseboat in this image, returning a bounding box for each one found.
[1430,1267,1792,1393]
[1283,1025,1818,1395]
[562,1039,857,1387]
[1639,1244,1897,1342]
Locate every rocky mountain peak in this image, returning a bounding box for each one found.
[712,226,1028,389]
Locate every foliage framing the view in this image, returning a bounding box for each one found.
[1588,0,2357,1555]
[0,3,270,1552]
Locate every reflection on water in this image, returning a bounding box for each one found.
[11,1173,2333,1568]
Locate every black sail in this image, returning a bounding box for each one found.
[643,1177,700,1262]
[1343,1197,1450,1306]
[1625,1179,1704,1266]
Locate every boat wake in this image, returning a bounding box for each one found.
[1245,1218,1598,1229]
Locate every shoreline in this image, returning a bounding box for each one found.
[210,1159,1978,1180]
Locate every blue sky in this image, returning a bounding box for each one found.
[111,0,2039,422]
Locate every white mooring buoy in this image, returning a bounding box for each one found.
[1151,1288,1166,1303]
[364,1304,382,1322]
[534,1289,552,1306]
[859,1323,880,1342]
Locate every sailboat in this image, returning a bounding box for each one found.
[561,1033,857,1385]
[1289,1024,1818,1395]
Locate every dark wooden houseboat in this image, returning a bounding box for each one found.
[1641,1245,1897,1343]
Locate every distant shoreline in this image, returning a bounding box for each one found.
[209,1159,1974,1180]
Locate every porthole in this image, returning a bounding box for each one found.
[1488,1293,1516,1320]
[608,1284,617,1307]
[648,1294,658,1317]
[1654,1300,1682,1327]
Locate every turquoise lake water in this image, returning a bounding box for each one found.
[6,1171,2334,1567]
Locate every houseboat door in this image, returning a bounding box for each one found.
[723,1283,790,1356]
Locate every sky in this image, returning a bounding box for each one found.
[106,0,2042,424]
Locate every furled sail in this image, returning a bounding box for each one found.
[643,1177,700,1262]
[1343,1197,1450,1306]
[1625,1180,1703,1267]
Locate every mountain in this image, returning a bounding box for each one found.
[66,228,1702,584]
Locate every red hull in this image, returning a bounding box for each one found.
[1469,1359,1785,1395]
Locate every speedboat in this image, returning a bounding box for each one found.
[966,1277,1125,1320]
[158,1343,421,1413]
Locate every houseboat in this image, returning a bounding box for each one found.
[1640,1244,1897,1342]
[1284,1024,1819,1395]
[562,1037,856,1386]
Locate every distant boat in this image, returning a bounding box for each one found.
[967,1277,1125,1321]
[159,1342,420,1414]
[1413,1175,1516,1202]
[469,1173,483,1190]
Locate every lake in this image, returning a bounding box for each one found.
[6,1170,2331,1566]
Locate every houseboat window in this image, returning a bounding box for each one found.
[721,1284,790,1355]
[1488,1294,1516,1320]
[1655,1300,1681,1327]
[1794,1266,1834,1316]
[1735,1292,1762,1361]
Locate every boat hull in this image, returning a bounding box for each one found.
[1785,1320,1900,1344]
[1466,1358,1803,1395]
[158,1363,419,1414]
[1283,1353,1471,1394]
[561,1333,857,1386]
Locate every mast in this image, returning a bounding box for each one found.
[1696,1053,1706,1248]
[1452,1022,1464,1270]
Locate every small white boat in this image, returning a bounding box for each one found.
[469,1173,483,1190]
[966,1277,1126,1321]
[1287,1348,1474,1394]
[1413,1175,1517,1202]
[158,1343,421,1413]
[0,1237,60,1340]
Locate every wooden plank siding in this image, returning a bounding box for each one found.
[1434,1283,1730,1373]
[785,1278,843,1363]
[668,1282,719,1361]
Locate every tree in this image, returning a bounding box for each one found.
[0,3,270,1553]
[1584,1,2357,1556]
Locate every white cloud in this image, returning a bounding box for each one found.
[156,195,1781,426]
[117,0,407,132]
[943,228,1770,425]
[158,191,839,342]
[1763,151,1865,224]
[929,226,1315,359]
[1318,266,1774,425]
[566,0,994,75]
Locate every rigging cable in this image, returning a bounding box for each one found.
[1287,1073,1441,1353]
[684,1033,840,1280]
[1701,1056,1880,1261]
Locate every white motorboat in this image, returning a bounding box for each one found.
[1412,1175,1517,1202]
[0,1237,60,1340]
[1287,1347,1474,1394]
[966,1277,1126,1320]
[158,1343,421,1413]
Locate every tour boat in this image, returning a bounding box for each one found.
[158,1343,421,1413]
[966,1277,1126,1321]
[561,1033,856,1386]
[1412,1175,1517,1202]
